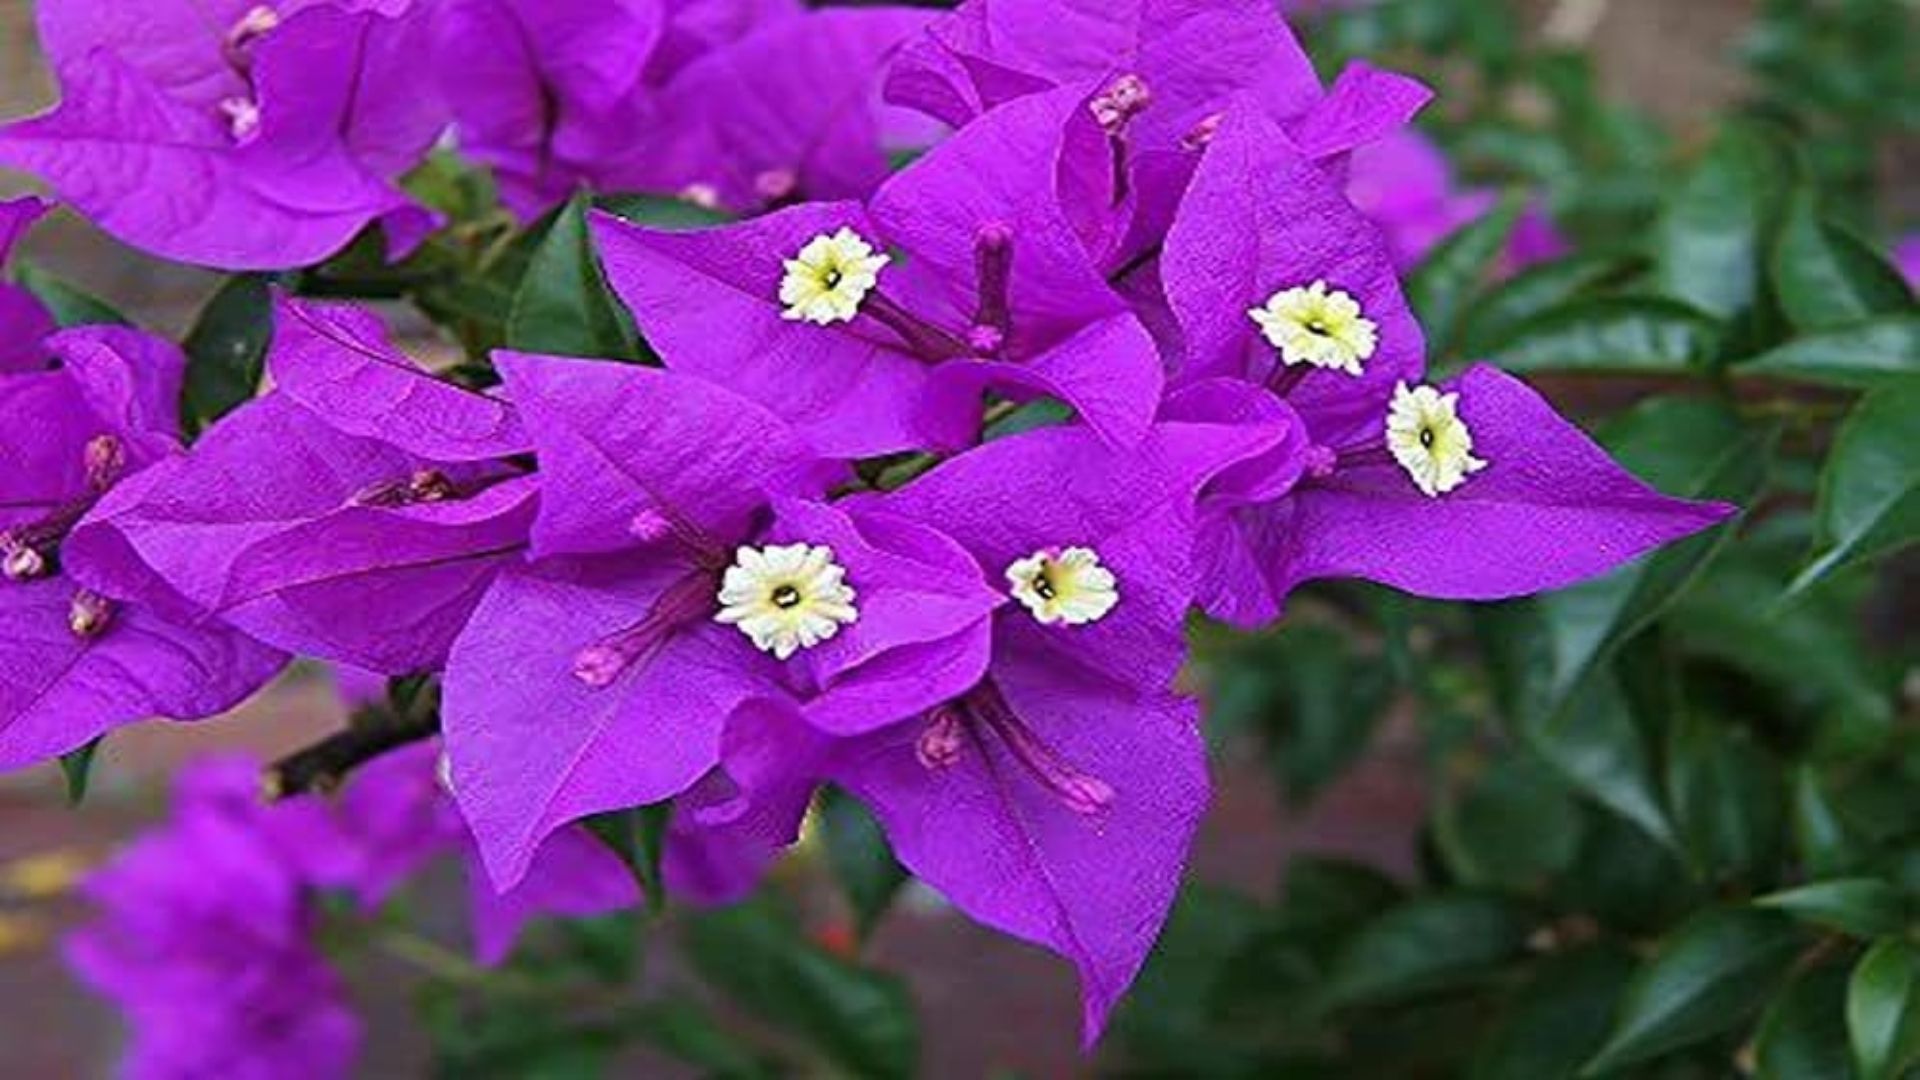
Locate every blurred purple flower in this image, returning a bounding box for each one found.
[0,197,56,372]
[1160,104,1732,627]
[0,1,446,269]
[65,756,362,1080]
[1895,234,1920,288]
[595,85,1165,457]
[67,296,535,675]
[1345,129,1567,273]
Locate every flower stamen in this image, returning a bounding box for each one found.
[1249,281,1379,377]
[779,228,890,325]
[1385,382,1487,497]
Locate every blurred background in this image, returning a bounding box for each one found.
[1,0,1914,1076]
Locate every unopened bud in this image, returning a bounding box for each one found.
[1089,74,1152,134]
[915,708,966,770]
[680,183,721,210]
[1181,112,1224,151]
[572,643,629,688]
[68,590,115,640]
[84,435,125,491]
[753,168,798,204]
[219,96,262,143]
[0,540,45,582]
[1304,444,1338,479]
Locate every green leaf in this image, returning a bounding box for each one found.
[1208,623,1394,805]
[1473,946,1636,1080]
[1457,251,1640,360]
[1553,812,1702,933]
[1279,856,1405,936]
[1653,122,1792,322]
[819,787,906,941]
[1664,710,1787,883]
[1756,879,1910,939]
[594,193,730,231]
[1581,907,1805,1075]
[59,738,102,806]
[1792,767,1861,879]
[1407,191,1524,357]
[623,1000,773,1080]
[1848,939,1920,1080]
[181,273,274,434]
[1773,187,1914,332]
[583,803,669,915]
[507,191,643,361]
[1518,662,1675,849]
[1739,316,1920,389]
[1322,893,1533,1008]
[1488,296,1721,375]
[1115,886,1268,1072]
[1755,963,1854,1080]
[15,263,128,327]
[687,896,919,1080]
[1786,379,1920,599]
[1434,754,1587,893]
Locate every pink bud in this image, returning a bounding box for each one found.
[68,590,115,640]
[915,709,966,770]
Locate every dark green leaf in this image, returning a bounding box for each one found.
[16,263,128,327]
[583,803,669,915]
[623,1000,773,1080]
[1738,316,1920,389]
[1848,939,1920,1080]
[1115,886,1268,1073]
[181,273,274,434]
[1756,879,1910,939]
[1209,624,1394,805]
[1457,251,1641,360]
[1773,188,1914,332]
[1473,946,1636,1080]
[1519,663,1675,848]
[1553,812,1702,933]
[1664,711,1787,883]
[1407,192,1524,357]
[1792,767,1862,879]
[59,738,102,806]
[1755,963,1854,1080]
[594,193,729,231]
[1488,296,1721,375]
[687,896,919,1079]
[507,191,643,361]
[819,788,906,941]
[1323,893,1533,1008]
[1581,908,1805,1074]
[1279,856,1405,936]
[1786,379,1920,599]
[1434,754,1587,893]
[1653,122,1791,322]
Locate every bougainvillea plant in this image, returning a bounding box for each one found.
[1,0,1914,1075]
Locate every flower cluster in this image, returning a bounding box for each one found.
[3,0,1735,1054]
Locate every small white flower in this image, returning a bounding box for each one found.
[716,543,858,659]
[1385,381,1487,497]
[1247,281,1379,376]
[1005,547,1118,626]
[779,228,890,325]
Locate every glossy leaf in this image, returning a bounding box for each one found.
[819,786,907,941]
[1408,192,1524,357]
[58,738,102,806]
[1848,939,1920,1080]
[1473,946,1636,1080]
[1488,296,1720,375]
[1773,188,1914,332]
[687,896,919,1080]
[181,273,274,434]
[1787,380,1920,600]
[1653,122,1791,322]
[16,262,128,327]
[1739,316,1920,389]
[1581,907,1804,1075]
[584,803,669,915]
[1435,754,1587,893]
[1457,251,1640,360]
[1756,879,1910,939]
[1755,963,1854,1080]
[507,192,643,361]
[1664,711,1787,884]
[1323,894,1533,1008]
[1791,767,1861,879]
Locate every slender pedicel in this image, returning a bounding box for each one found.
[968,681,1114,816]
[571,571,718,688]
[969,223,1015,354]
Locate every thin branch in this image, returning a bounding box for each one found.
[263,705,441,799]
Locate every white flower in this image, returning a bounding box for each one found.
[1386,382,1487,497]
[716,543,858,659]
[1005,547,1118,626]
[1247,280,1379,376]
[779,228,890,325]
